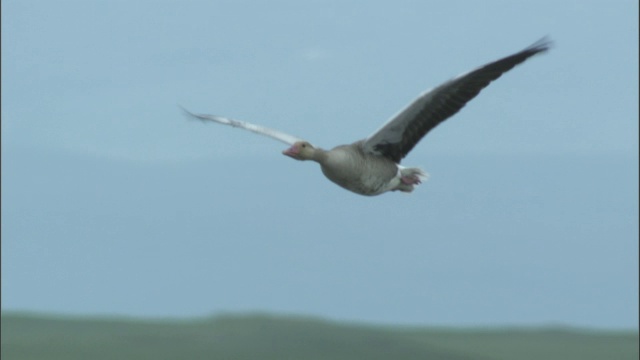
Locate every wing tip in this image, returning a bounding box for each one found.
[178,105,222,123]
[526,36,554,55]
[178,104,199,120]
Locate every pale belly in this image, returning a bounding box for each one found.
[320,154,399,196]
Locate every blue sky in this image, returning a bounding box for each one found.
[2,0,638,329]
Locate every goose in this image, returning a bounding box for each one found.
[183,38,551,196]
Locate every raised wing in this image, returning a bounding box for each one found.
[362,37,551,163]
[181,106,307,146]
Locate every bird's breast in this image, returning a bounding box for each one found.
[320,148,398,195]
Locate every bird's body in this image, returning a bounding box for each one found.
[299,141,425,195]
[315,142,414,195]
[184,38,551,196]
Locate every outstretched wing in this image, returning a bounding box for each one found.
[181,106,307,146]
[362,37,552,163]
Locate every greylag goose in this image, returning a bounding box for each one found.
[183,38,551,196]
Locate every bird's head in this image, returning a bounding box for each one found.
[282,141,315,161]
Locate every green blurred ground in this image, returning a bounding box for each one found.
[2,312,637,360]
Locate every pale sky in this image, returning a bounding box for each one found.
[2,0,638,329]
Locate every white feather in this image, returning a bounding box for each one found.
[180,106,307,146]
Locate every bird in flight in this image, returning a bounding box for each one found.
[183,38,551,196]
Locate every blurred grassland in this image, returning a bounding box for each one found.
[1,312,637,360]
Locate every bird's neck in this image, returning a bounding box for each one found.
[310,147,328,163]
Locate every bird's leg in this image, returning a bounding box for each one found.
[400,174,422,185]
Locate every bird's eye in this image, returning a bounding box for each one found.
[302,144,306,148]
